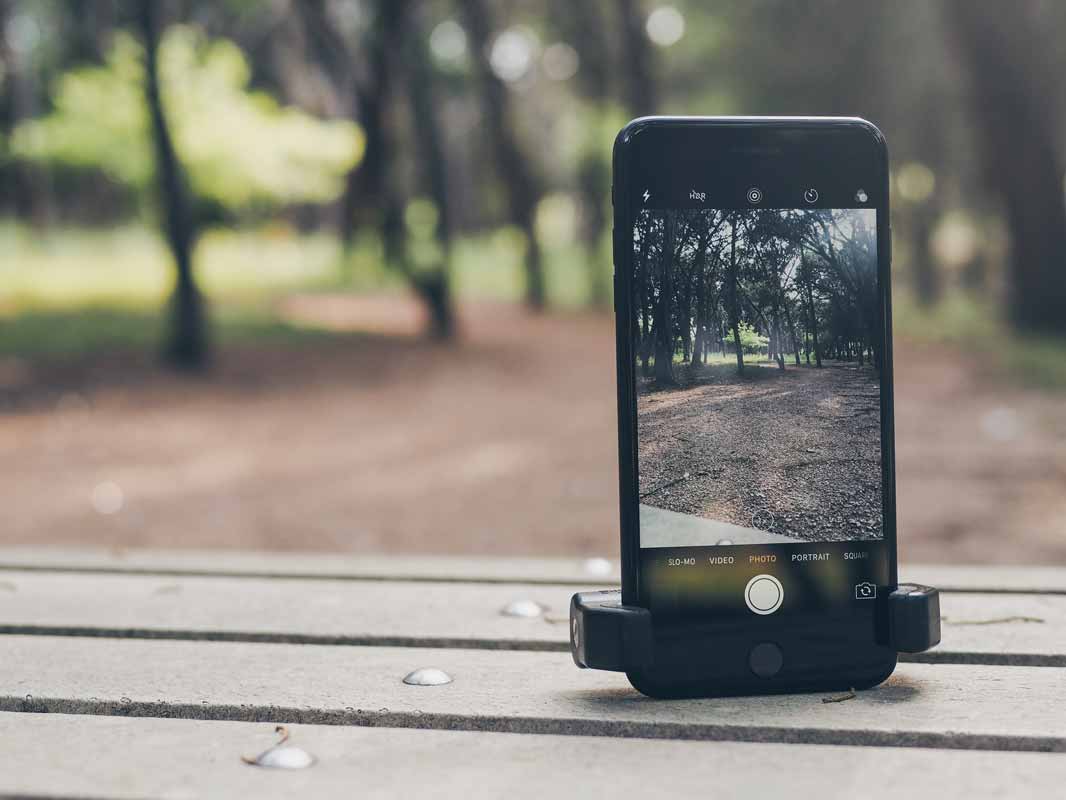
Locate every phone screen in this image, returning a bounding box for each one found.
[620,122,893,626]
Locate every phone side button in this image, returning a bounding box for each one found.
[748,642,784,678]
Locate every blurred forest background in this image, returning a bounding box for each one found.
[1,0,1064,563]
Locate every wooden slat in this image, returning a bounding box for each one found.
[3,547,1065,593]
[3,636,1065,752]
[924,592,1063,666]
[0,571,1061,665]
[0,570,574,650]
[3,712,1063,800]
[0,547,620,585]
[903,564,1066,595]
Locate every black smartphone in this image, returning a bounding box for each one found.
[612,117,896,697]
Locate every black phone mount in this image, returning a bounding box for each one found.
[570,584,941,673]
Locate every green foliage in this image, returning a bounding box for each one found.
[0,221,594,360]
[695,350,770,365]
[11,26,364,212]
[0,306,351,359]
[0,221,343,309]
[732,321,769,354]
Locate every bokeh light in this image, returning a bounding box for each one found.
[646,6,685,47]
[542,42,579,81]
[489,27,539,83]
[429,19,467,67]
[897,162,936,203]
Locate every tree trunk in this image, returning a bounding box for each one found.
[0,0,51,227]
[366,2,409,288]
[634,215,653,376]
[654,212,676,385]
[727,215,744,374]
[783,300,801,365]
[308,0,397,254]
[461,0,546,310]
[904,89,946,307]
[404,4,455,339]
[559,0,612,308]
[802,257,822,368]
[645,317,657,377]
[578,157,610,308]
[138,1,207,369]
[690,282,705,369]
[682,227,706,366]
[296,0,369,253]
[64,0,115,64]
[946,0,1066,336]
[301,0,452,339]
[617,0,657,115]
[773,319,785,370]
[910,208,940,306]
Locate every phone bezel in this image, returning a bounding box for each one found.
[612,117,898,693]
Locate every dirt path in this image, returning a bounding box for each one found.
[638,362,882,543]
[0,299,619,557]
[0,295,1063,563]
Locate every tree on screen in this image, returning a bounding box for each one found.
[632,207,878,386]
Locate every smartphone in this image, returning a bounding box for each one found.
[612,117,896,697]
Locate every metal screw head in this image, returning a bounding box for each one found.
[582,557,612,576]
[243,727,316,769]
[252,745,316,769]
[402,668,453,686]
[500,599,545,618]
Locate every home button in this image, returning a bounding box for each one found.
[749,642,784,678]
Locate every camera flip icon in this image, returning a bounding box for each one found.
[854,581,877,600]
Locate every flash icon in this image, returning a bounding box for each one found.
[642,189,650,203]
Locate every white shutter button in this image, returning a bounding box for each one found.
[744,574,784,615]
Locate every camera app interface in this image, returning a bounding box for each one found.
[632,205,883,549]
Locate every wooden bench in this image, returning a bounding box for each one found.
[1,548,1064,798]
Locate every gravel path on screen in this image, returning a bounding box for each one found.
[637,362,882,543]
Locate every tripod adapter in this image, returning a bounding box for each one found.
[570,583,941,673]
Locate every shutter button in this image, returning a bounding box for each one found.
[744,574,784,615]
